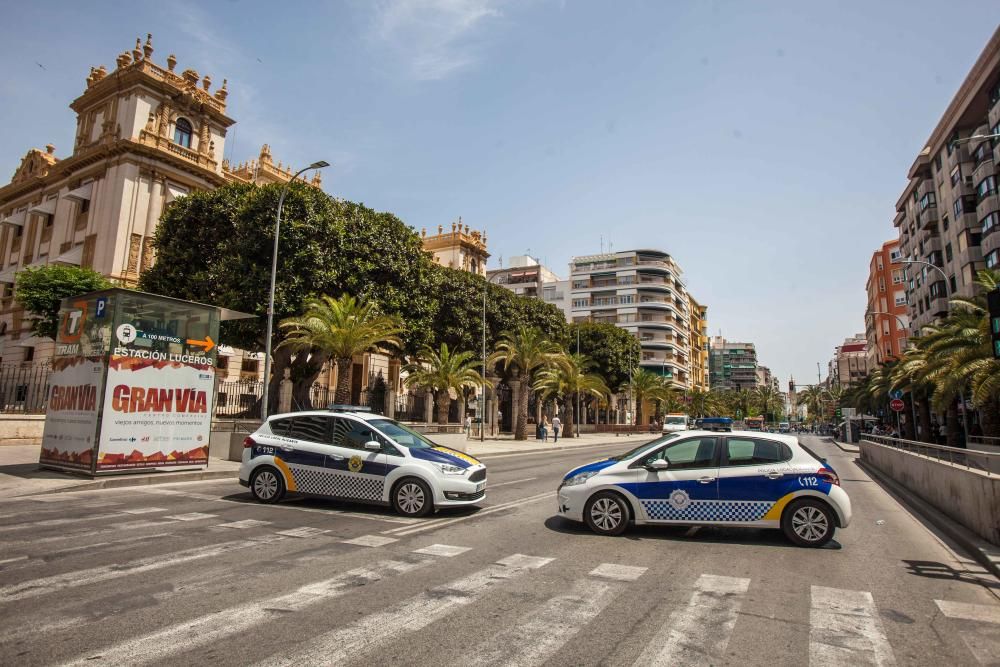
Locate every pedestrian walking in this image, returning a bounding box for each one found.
[464,415,471,439]
[541,417,549,442]
[552,415,561,442]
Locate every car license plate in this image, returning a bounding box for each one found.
[476,482,486,492]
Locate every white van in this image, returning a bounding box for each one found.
[662,413,689,433]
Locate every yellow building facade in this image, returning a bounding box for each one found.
[687,295,709,392]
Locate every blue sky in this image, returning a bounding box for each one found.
[2,1,999,386]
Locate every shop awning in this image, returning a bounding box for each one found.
[64,182,93,202]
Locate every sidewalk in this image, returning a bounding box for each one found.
[0,432,650,497]
[0,444,239,497]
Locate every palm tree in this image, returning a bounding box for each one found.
[629,369,673,426]
[403,343,488,425]
[533,353,610,438]
[489,327,564,440]
[754,384,783,423]
[799,385,827,424]
[279,294,403,405]
[686,388,711,418]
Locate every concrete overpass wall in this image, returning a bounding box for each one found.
[860,439,1000,545]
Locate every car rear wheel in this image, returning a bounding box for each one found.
[781,498,835,547]
[250,467,285,504]
[584,492,630,536]
[392,478,433,517]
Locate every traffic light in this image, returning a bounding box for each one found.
[989,288,1000,360]
[835,407,842,420]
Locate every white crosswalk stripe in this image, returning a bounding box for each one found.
[165,512,218,521]
[462,563,642,666]
[935,599,1000,624]
[342,534,398,547]
[59,555,437,667]
[253,554,554,666]
[809,585,896,666]
[215,519,271,529]
[412,544,472,557]
[276,526,330,538]
[0,536,290,602]
[634,574,751,666]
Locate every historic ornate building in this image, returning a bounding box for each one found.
[0,34,317,365]
[420,218,489,275]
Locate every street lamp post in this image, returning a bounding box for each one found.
[950,132,1000,149]
[481,271,504,441]
[576,324,581,437]
[261,160,329,420]
[892,257,969,445]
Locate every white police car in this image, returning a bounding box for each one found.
[239,408,486,517]
[557,430,851,547]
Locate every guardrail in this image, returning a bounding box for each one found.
[863,434,999,476]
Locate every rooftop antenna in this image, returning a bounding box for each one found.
[600,235,604,253]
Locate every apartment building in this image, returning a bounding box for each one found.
[865,240,910,367]
[893,27,1000,335]
[687,295,710,391]
[827,334,870,388]
[487,255,561,298]
[568,249,700,390]
[708,337,758,391]
[755,365,779,391]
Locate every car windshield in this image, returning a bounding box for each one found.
[610,433,682,461]
[368,419,436,449]
[666,416,686,425]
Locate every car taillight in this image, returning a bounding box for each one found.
[243,436,257,448]
[818,467,840,486]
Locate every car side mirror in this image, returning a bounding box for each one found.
[647,459,669,471]
[364,440,382,452]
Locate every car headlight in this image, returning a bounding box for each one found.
[433,463,466,476]
[562,470,598,487]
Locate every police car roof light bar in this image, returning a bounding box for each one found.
[327,404,373,413]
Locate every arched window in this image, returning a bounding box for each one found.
[173,118,192,148]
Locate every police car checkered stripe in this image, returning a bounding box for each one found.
[641,499,773,522]
[291,467,384,501]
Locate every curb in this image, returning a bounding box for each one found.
[826,437,860,454]
[855,458,1000,579]
[21,469,239,497]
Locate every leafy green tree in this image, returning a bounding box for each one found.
[14,265,112,340]
[403,343,487,424]
[533,353,610,437]
[279,294,404,406]
[754,384,783,422]
[489,327,564,440]
[140,182,434,407]
[568,323,642,391]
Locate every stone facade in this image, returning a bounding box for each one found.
[0,34,318,373]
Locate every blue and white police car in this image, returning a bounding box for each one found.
[557,430,851,547]
[239,408,487,517]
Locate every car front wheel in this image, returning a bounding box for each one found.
[250,466,285,504]
[584,492,630,536]
[392,478,433,517]
[781,498,835,547]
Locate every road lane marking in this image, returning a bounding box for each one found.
[590,563,648,581]
[342,534,398,547]
[0,556,28,567]
[935,599,1000,624]
[165,512,218,521]
[0,536,288,602]
[214,519,271,529]
[389,491,554,537]
[461,575,624,667]
[251,553,554,666]
[413,544,472,557]
[487,477,537,488]
[810,585,896,666]
[60,556,435,667]
[0,512,123,533]
[635,574,751,666]
[120,507,168,515]
[276,527,330,538]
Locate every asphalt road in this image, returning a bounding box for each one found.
[1,435,998,666]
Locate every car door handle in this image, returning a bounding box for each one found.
[765,472,784,479]
[697,477,716,484]
[278,445,294,452]
[330,454,345,461]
